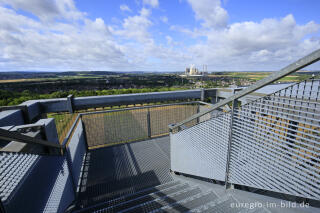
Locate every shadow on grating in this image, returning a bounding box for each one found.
[76,137,173,208]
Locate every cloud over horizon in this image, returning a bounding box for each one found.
[0,0,319,71]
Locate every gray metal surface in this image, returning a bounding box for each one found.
[0,152,75,213]
[0,152,39,202]
[170,48,320,131]
[77,137,173,208]
[0,127,64,154]
[0,110,24,127]
[66,119,87,191]
[73,90,201,110]
[171,77,320,201]
[171,113,231,181]
[228,78,320,200]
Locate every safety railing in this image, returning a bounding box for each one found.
[228,77,320,200]
[169,49,320,132]
[0,113,87,212]
[48,112,79,143]
[0,128,65,155]
[81,101,210,149]
[170,49,320,201]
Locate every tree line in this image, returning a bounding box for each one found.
[0,87,187,106]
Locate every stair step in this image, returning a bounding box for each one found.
[96,183,190,213]
[190,195,239,213]
[76,181,181,213]
[120,186,202,213]
[191,195,271,213]
[154,190,218,213]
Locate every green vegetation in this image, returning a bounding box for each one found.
[0,87,187,106]
[209,72,311,82]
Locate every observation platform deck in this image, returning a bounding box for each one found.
[73,137,318,213]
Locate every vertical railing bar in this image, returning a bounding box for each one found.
[225,98,238,189]
[196,104,200,124]
[147,108,152,138]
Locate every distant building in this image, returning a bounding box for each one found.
[185,64,201,76]
[185,67,190,75]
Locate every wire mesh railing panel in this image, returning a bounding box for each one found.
[198,104,213,123]
[48,112,78,143]
[171,112,231,181]
[82,108,149,148]
[150,104,198,137]
[228,78,320,200]
[81,103,203,149]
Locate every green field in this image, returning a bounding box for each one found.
[209,71,311,82]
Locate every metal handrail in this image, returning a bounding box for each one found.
[0,128,65,155]
[169,48,320,131]
[79,101,206,116]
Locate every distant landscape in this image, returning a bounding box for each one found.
[0,70,318,106]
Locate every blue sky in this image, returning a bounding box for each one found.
[0,0,319,71]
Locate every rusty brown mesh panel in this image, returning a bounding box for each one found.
[82,103,201,148]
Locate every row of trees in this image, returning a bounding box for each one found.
[0,87,187,106]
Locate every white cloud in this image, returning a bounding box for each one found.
[111,8,153,43]
[120,4,131,12]
[0,0,319,72]
[160,16,168,23]
[0,0,84,21]
[143,0,159,8]
[0,6,128,71]
[187,0,228,28]
[186,14,320,70]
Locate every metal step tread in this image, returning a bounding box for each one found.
[119,186,202,213]
[190,194,271,213]
[190,195,240,213]
[153,190,218,213]
[75,181,181,212]
[92,183,191,213]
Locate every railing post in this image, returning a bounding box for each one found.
[147,109,151,138]
[225,98,237,189]
[196,104,200,124]
[67,94,74,113]
[225,89,241,189]
[200,88,205,101]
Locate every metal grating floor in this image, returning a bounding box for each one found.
[77,136,173,208]
[74,136,320,213]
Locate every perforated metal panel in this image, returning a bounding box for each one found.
[1,152,75,213]
[171,113,231,181]
[0,152,39,202]
[228,78,320,200]
[170,78,320,200]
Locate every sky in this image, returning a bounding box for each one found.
[0,0,320,72]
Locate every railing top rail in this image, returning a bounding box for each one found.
[170,48,320,130]
[61,114,81,147]
[79,101,206,116]
[0,128,65,154]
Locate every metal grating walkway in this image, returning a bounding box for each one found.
[77,137,173,208]
[73,136,320,213]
